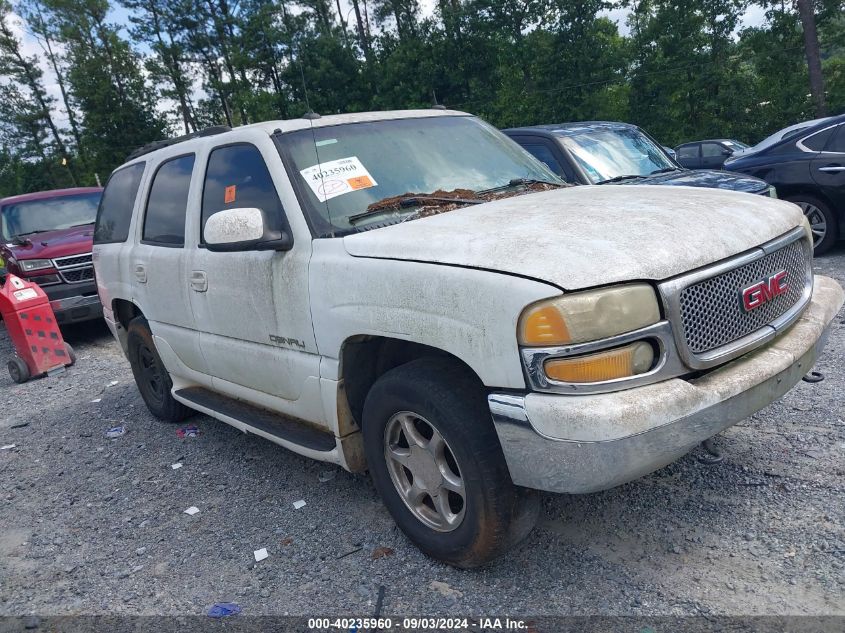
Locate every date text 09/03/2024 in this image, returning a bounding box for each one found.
[307,617,530,630]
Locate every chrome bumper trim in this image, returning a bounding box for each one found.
[49,294,101,312]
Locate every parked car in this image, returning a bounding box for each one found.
[675,139,749,169]
[503,122,773,195]
[94,109,843,567]
[723,113,845,255]
[1,187,104,324]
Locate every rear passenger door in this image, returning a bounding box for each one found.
[131,153,208,375]
[701,142,730,169]
[810,123,845,193]
[188,138,317,404]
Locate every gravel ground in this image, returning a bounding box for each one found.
[1,246,844,620]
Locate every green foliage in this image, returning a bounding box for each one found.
[1,0,844,197]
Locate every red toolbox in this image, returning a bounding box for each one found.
[0,274,75,383]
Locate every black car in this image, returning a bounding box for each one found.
[675,139,749,170]
[503,122,772,197]
[724,114,845,254]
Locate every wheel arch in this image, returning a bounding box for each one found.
[338,335,486,430]
[110,298,145,353]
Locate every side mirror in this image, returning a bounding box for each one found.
[204,207,293,252]
[721,147,733,157]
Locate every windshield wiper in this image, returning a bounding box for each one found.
[477,178,563,195]
[648,167,682,176]
[595,174,645,185]
[349,193,483,224]
[10,229,50,244]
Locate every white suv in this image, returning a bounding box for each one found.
[94,109,844,567]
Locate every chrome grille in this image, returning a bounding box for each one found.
[61,267,95,283]
[52,253,93,269]
[677,238,811,354]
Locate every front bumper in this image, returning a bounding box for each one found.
[45,281,103,324]
[489,275,844,494]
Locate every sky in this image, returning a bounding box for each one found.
[6,2,771,132]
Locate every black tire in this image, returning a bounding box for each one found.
[8,357,30,384]
[126,316,192,422]
[65,343,76,366]
[362,357,538,568]
[786,194,839,255]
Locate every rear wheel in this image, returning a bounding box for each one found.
[787,195,838,255]
[127,317,192,422]
[8,357,30,384]
[362,357,538,568]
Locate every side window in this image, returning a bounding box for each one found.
[801,126,836,152]
[94,162,145,244]
[677,145,698,160]
[142,154,194,246]
[520,143,566,179]
[823,124,845,153]
[701,143,724,157]
[201,144,285,241]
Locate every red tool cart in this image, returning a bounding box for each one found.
[0,274,75,383]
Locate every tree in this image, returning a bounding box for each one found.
[796,0,827,116]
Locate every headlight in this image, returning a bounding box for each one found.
[20,259,53,272]
[768,186,777,198]
[518,284,661,346]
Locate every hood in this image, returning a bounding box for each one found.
[634,169,768,193]
[343,186,803,291]
[4,224,94,260]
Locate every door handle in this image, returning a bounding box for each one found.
[818,166,845,172]
[190,270,208,292]
[134,264,147,283]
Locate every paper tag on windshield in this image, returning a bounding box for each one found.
[299,156,377,202]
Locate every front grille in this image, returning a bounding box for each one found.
[677,238,811,354]
[61,267,95,283]
[53,253,93,269]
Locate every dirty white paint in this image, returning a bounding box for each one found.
[344,185,804,290]
[203,207,265,245]
[309,238,560,389]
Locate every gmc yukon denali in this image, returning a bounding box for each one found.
[93,110,844,567]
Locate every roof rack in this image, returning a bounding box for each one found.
[125,126,232,161]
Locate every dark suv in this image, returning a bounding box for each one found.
[724,114,845,254]
[0,187,104,324]
[503,122,772,195]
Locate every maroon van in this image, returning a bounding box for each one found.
[0,187,104,325]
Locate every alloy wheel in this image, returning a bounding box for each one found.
[797,201,827,248]
[383,411,466,532]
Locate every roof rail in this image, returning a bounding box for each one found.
[125,126,232,161]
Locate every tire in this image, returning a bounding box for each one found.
[126,316,192,422]
[8,357,30,384]
[362,357,539,568]
[786,194,838,255]
[65,343,76,366]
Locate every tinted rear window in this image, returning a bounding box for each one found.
[802,126,836,151]
[142,154,195,246]
[94,163,145,244]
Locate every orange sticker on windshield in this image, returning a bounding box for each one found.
[347,175,373,190]
[224,185,236,203]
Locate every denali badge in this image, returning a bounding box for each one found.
[741,270,789,311]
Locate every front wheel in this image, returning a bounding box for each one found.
[362,358,538,568]
[8,357,30,384]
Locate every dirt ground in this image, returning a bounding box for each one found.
[0,246,843,621]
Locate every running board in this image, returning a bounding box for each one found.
[174,387,337,453]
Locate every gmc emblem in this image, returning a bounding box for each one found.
[741,270,789,311]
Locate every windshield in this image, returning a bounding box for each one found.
[1,192,101,241]
[558,127,677,184]
[276,115,562,236]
